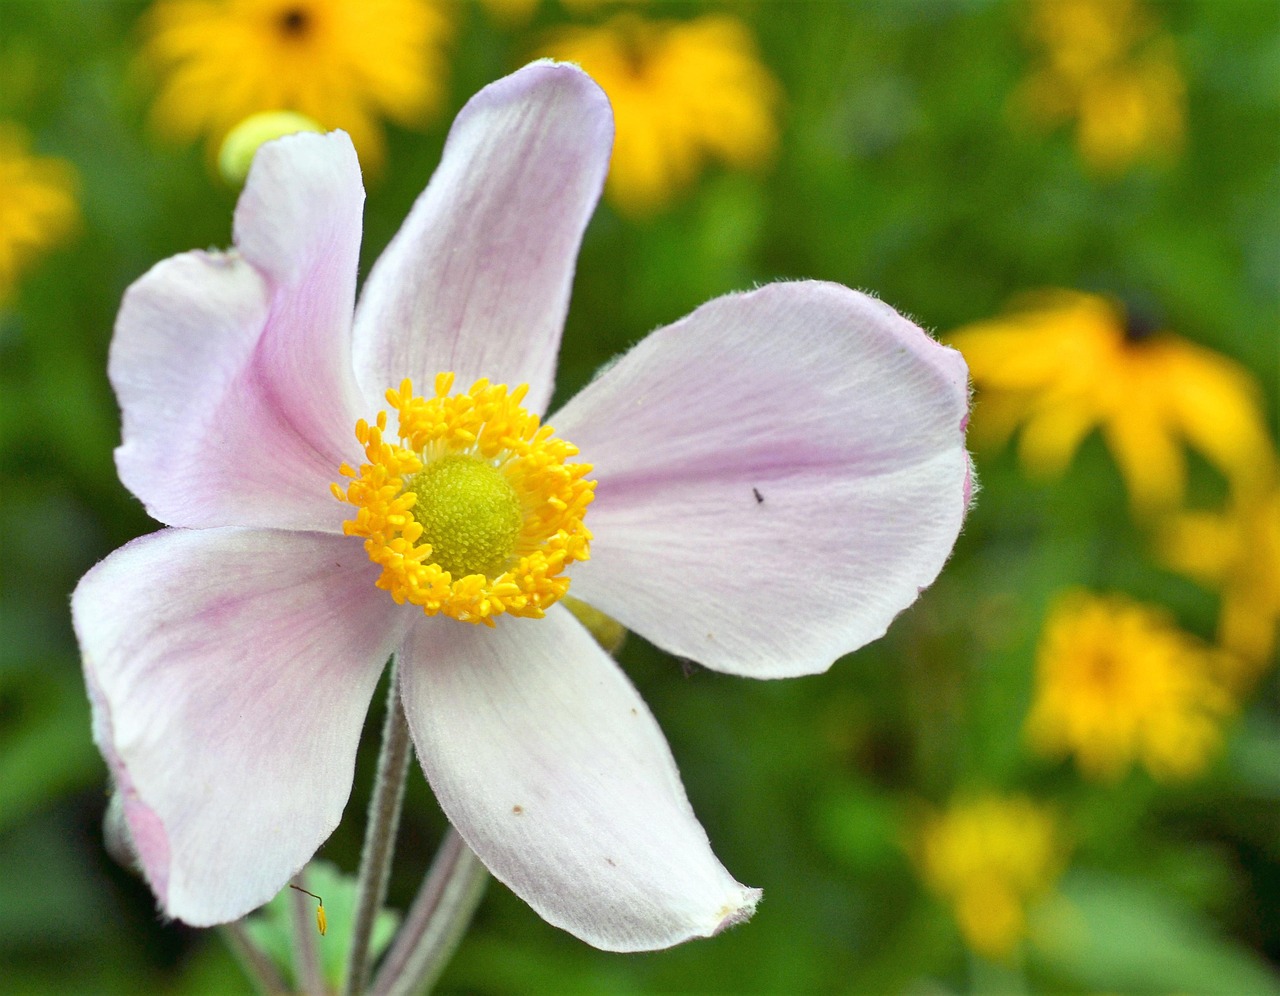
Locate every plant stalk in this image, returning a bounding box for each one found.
[369,826,489,996]
[220,920,288,995]
[343,660,413,995]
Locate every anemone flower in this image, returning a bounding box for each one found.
[73,62,972,952]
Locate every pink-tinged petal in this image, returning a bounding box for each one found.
[552,281,971,679]
[72,527,407,926]
[112,131,366,532]
[352,62,612,415]
[398,608,759,951]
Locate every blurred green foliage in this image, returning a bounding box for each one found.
[1,0,1277,993]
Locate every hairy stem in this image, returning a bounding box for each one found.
[369,826,489,996]
[343,660,413,995]
[220,920,287,995]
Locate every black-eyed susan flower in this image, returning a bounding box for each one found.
[0,124,77,302]
[1025,591,1234,782]
[538,13,779,215]
[73,64,972,949]
[1011,0,1184,174]
[140,0,450,170]
[1161,479,1280,686]
[949,291,1272,513]
[916,795,1065,961]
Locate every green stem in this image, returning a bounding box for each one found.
[343,660,413,996]
[368,827,489,996]
[219,920,287,995]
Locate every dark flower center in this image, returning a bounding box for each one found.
[277,5,311,38]
[1121,302,1162,344]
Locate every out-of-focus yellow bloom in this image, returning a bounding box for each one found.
[0,125,78,303]
[140,0,450,170]
[949,291,1272,513]
[916,795,1065,961]
[1012,0,1184,174]
[1162,480,1280,685]
[538,14,779,215]
[1026,591,1234,782]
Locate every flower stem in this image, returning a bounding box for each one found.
[343,660,413,996]
[368,826,489,996]
[289,873,325,995]
[219,921,287,995]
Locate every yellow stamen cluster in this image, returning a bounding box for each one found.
[333,373,594,625]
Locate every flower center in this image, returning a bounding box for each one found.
[332,373,594,626]
[276,5,312,39]
[408,454,522,580]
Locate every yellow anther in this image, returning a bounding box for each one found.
[289,884,327,936]
[334,375,594,625]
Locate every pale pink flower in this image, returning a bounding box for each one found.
[73,62,972,951]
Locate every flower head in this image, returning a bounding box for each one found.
[1025,591,1234,782]
[74,63,971,949]
[1011,0,1184,174]
[538,13,779,215]
[0,124,78,302]
[915,794,1066,961]
[949,290,1272,513]
[140,0,450,169]
[1161,479,1280,686]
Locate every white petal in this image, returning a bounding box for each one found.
[73,527,407,925]
[398,608,759,951]
[552,281,972,678]
[111,131,366,532]
[352,62,612,414]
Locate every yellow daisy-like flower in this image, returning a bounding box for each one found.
[1012,0,1184,174]
[916,794,1066,961]
[1025,591,1234,782]
[140,0,451,170]
[538,13,779,215]
[0,124,78,303]
[948,290,1272,513]
[1161,478,1280,685]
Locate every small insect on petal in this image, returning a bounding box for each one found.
[290,884,327,936]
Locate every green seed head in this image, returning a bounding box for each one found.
[409,454,523,579]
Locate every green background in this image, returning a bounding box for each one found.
[1,1,1277,992]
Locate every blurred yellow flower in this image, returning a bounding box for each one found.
[0,124,78,303]
[1012,0,1184,174]
[538,13,779,215]
[949,291,1272,513]
[916,795,1065,961]
[1161,480,1280,685]
[1026,591,1234,782]
[140,0,450,170]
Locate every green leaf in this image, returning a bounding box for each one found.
[240,860,400,989]
[1030,869,1280,994]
